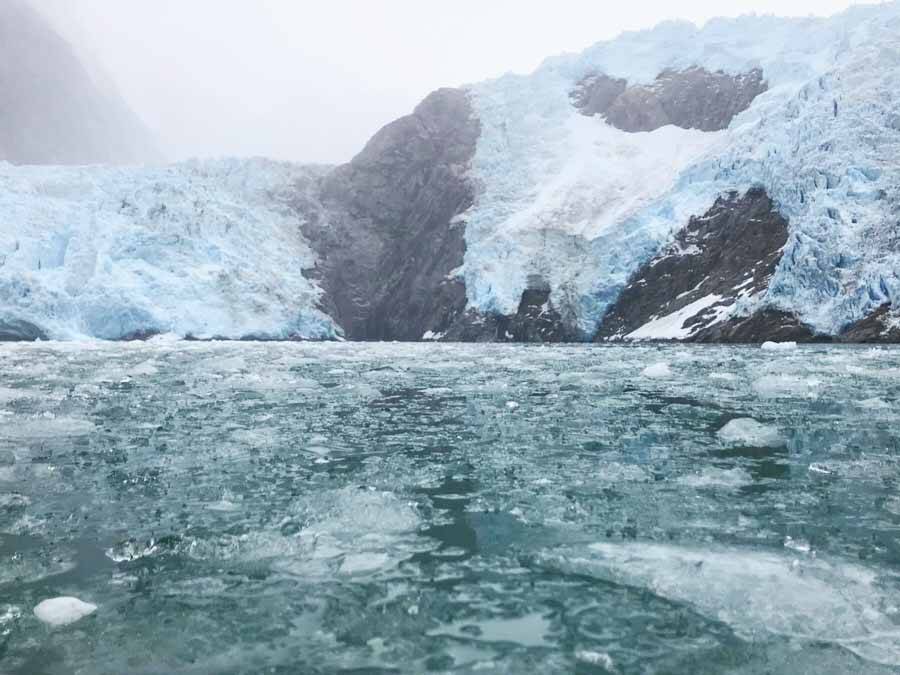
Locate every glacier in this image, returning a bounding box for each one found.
[462,2,900,336]
[0,159,339,341]
[3,4,900,341]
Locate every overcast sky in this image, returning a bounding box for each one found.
[33,0,881,165]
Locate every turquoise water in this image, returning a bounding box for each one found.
[2,342,900,674]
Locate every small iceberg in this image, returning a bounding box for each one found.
[641,362,672,379]
[717,418,783,447]
[34,597,97,626]
[761,341,798,352]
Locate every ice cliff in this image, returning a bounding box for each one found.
[0,160,338,340]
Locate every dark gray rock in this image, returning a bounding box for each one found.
[840,304,900,343]
[0,0,160,165]
[691,309,824,344]
[596,189,796,342]
[573,67,768,133]
[301,88,479,341]
[0,318,47,342]
[569,74,627,117]
[442,276,581,343]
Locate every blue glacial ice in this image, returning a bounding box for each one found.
[462,3,900,335]
[0,159,339,340]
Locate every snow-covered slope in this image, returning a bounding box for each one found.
[0,160,338,340]
[461,3,900,338]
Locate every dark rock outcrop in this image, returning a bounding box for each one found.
[840,304,900,343]
[596,189,794,342]
[0,318,47,342]
[572,67,767,133]
[0,0,159,165]
[442,276,581,343]
[570,74,628,117]
[300,88,479,341]
[690,309,824,344]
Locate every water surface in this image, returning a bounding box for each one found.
[2,342,900,674]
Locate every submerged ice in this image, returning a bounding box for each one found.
[537,542,900,666]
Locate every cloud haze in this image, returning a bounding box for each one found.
[32,0,884,164]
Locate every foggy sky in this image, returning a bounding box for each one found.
[32,0,882,165]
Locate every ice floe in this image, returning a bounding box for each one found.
[33,597,97,626]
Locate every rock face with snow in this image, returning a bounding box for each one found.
[596,189,790,341]
[841,303,900,343]
[3,4,900,343]
[0,0,159,166]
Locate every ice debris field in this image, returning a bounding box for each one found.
[2,341,900,673]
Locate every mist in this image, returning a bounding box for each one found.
[32,0,881,165]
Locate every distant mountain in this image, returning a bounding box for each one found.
[2,3,900,342]
[0,0,160,166]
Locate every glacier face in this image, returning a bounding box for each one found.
[0,159,339,341]
[462,3,900,336]
[3,5,900,342]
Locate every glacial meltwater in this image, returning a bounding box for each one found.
[2,342,900,674]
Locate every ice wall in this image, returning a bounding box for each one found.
[0,159,338,340]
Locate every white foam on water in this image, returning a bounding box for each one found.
[537,542,900,666]
[33,597,97,626]
[717,418,784,447]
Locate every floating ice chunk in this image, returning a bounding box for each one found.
[422,387,454,396]
[752,375,821,399]
[678,467,753,489]
[858,398,891,410]
[106,539,160,562]
[536,542,900,666]
[0,416,96,440]
[34,597,97,626]
[576,651,616,670]
[717,418,783,447]
[809,463,835,476]
[339,552,392,576]
[641,362,672,379]
[784,536,812,554]
[761,341,799,352]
